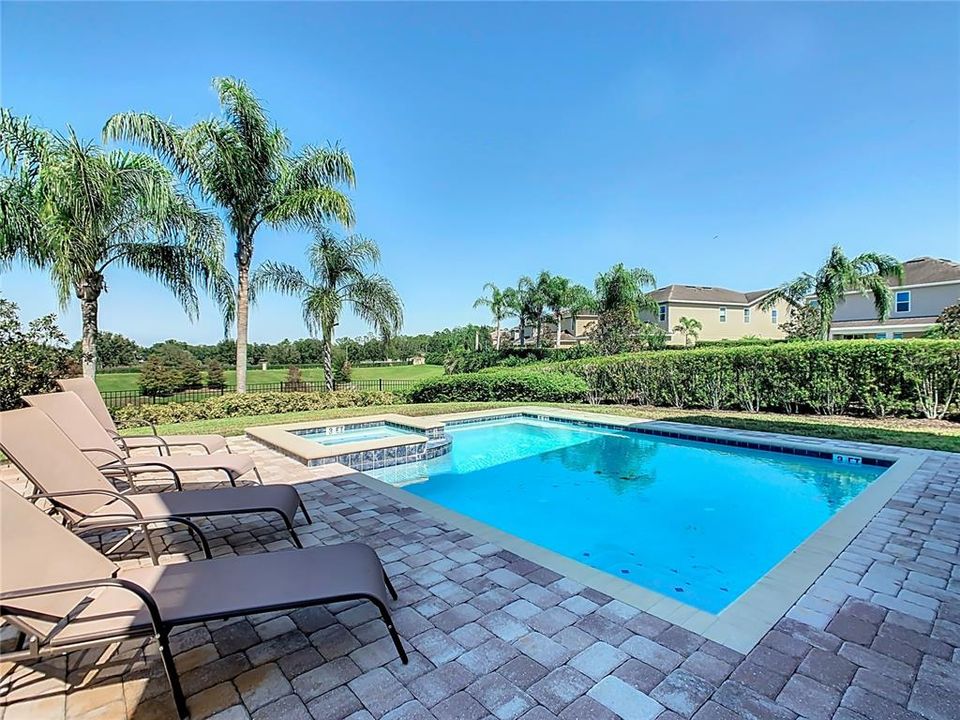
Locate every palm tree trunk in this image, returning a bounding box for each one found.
[78,281,101,379]
[234,238,252,393]
[556,311,562,348]
[519,318,526,347]
[495,318,501,350]
[323,331,334,391]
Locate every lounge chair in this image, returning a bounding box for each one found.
[0,407,310,561]
[23,391,260,489]
[0,483,406,719]
[57,376,228,455]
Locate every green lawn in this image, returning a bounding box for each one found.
[121,402,960,453]
[96,364,444,392]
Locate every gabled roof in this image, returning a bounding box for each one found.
[897,257,960,286]
[649,285,773,306]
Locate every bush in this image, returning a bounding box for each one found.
[407,370,589,403]
[443,345,601,374]
[0,298,79,410]
[139,345,202,396]
[112,390,399,426]
[543,340,960,418]
[335,358,353,383]
[205,359,226,389]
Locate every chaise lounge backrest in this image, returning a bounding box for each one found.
[0,407,120,522]
[57,376,118,433]
[0,482,118,639]
[23,391,126,468]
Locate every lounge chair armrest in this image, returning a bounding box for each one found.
[78,516,212,560]
[117,418,159,436]
[82,446,127,462]
[26,489,142,519]
[0,578,166,636]
[100,459,183,492]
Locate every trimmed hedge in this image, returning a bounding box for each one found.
[112,390,399,426]
[407,370,589,403]
[543,340,960,419]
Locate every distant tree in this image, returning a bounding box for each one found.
[139,344,200,395]
[282,365,308,391]
[0,298,78,410]
[541,275,594,348]
[335,357,352,384]
[761,246,903,339]
[503,277,536,347]
[672,316,703,347]
[204,358,226,389]
[591,306,643,355]
[267,339,302,366]
[78,331,142,368]
[252,226,402,390]
[474,282,511,350]
[595,263,658,319]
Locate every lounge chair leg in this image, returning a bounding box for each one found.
[142,525,160,566]
[252,466,264,486]
[282,515,303,548]
[156,629,189,720]
[383,572,398,601]
[298,499,312,524]
[374,601,408,664]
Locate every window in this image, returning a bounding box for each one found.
[719,307,726,323]
[895,290,910,313]
[743,308,751,324]
[892,332,904,340]
[874,333,887,340]
[771,309,779,325]
[658,304,666,323]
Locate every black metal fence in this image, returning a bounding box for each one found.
[100,379,419,408]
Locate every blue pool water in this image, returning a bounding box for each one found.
[301,425,416,446]
[369,417,884,612]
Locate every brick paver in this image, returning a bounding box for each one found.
[0,433,957,719]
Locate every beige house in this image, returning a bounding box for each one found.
[646,285,793,345]
[827,256,960,339]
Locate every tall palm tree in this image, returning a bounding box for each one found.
[0,110,228,378]
[595,263,657,319]
[473,282,510,350]
[761,246,903,339]
[529,272,552,347]
[251,225,402,390]
[104,77,355,391]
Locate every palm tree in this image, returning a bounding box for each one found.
[673,316,702,347]
[761,246,903,339]
[473,282,510,350]
[541,275,596,347]
[504,276,534,347]
[251,225,402,390]
[0,110,228,378]
[595,263,658,319]
[104,77,355,391]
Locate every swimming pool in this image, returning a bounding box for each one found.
[369,416,885,613]
[299,424,417,446]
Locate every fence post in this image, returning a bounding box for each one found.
[379,378,383,392]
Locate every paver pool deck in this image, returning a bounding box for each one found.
[0,411,958,720]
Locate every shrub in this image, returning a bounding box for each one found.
[543,340,960,418]
[282,365,308,392]
[112,390,399,426]
[335,358,353,383]
[139,345,202,396]
[408,370,589,403]
[205,359,226,389]
[0,298,78,410]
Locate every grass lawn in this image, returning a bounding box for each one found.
[96,364,443,392]
[121,401,960,453]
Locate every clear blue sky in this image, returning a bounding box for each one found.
[2,2,958,345]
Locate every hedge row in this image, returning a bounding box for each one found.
[407,370,589,403]
[112,390,399,426]
[542,340,960,418]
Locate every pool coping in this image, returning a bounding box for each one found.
[246,413,445,466]
[343,405,925,653]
